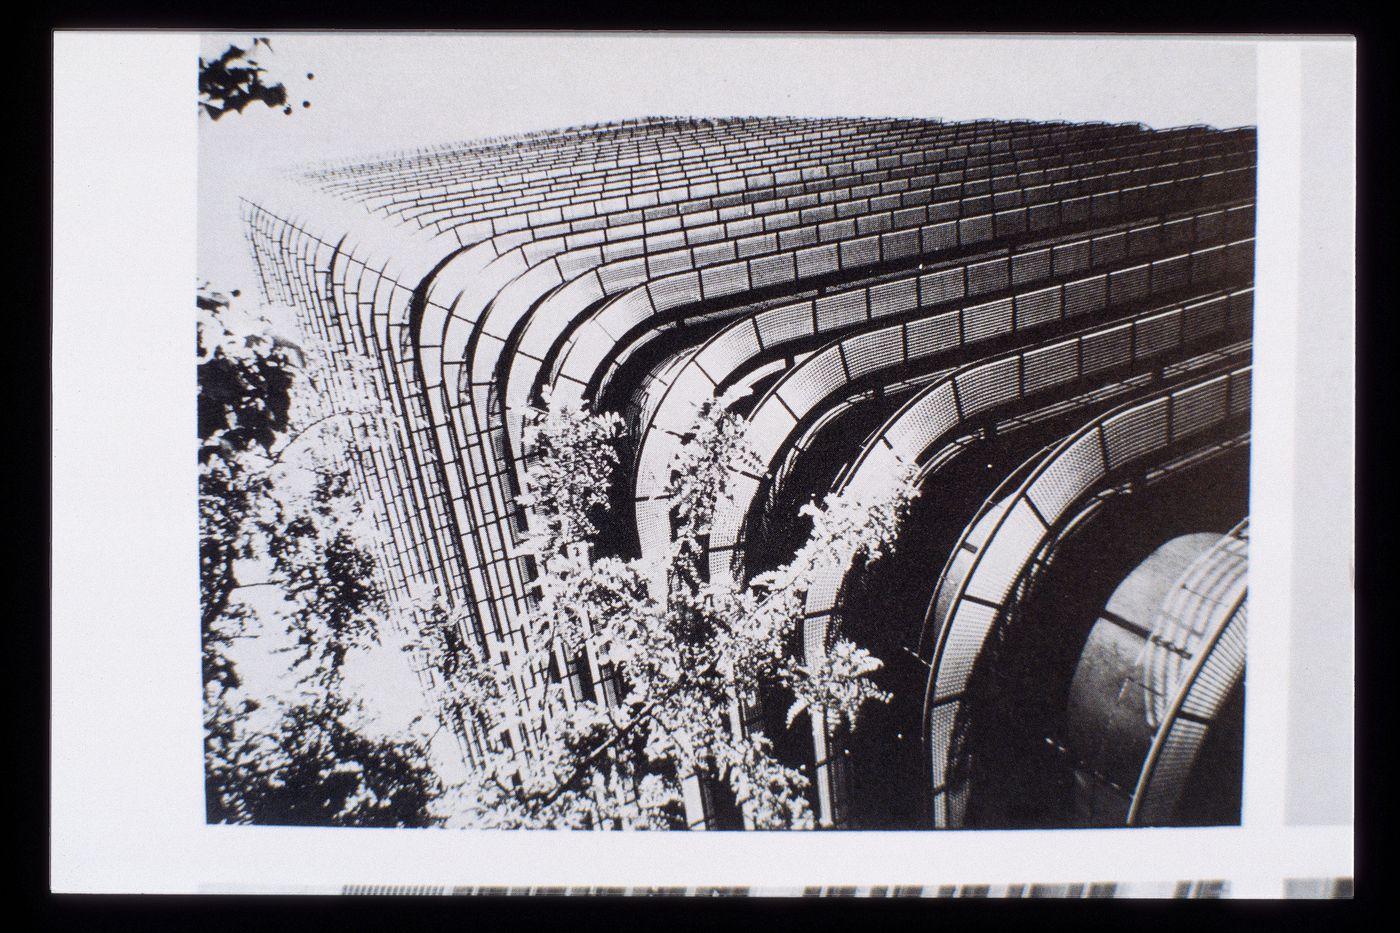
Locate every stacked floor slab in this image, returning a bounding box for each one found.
[244,116,1256,828]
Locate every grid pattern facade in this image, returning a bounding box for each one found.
[245,117,1255,829]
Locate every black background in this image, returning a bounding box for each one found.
[33,1,1380,928]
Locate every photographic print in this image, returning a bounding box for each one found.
[52,31,1355,896]
[197,33,1257,834]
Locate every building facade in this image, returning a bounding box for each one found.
[245,116,1255,829]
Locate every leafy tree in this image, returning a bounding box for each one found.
[408,390,919,829]
[199,38,311,121]
[198,284,442,826]
[198,286,915,830]
[211,693,442,827]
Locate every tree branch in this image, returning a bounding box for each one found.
[255,408,387,470]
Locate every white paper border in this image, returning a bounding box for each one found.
[51,31,1355,895]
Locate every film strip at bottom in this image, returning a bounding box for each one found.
[334,878,1352,898]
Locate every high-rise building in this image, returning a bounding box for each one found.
[245,116,1255,829]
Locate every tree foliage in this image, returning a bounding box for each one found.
[198,284,441,826]
[199,38,311,121]
[209,693,442,827]
[198,285,917,830]
[408,391,919,829]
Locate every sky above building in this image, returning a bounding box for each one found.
[198,33,1258,292]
